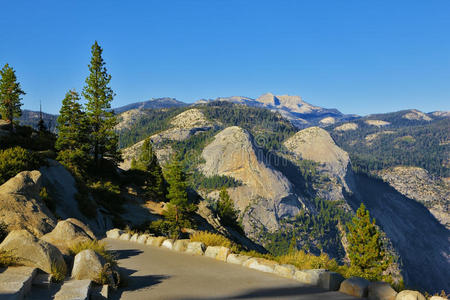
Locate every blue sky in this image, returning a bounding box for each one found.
[1,0,449,115]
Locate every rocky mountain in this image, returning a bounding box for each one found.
[117,102,449,293]
[19,109,58,132]
[197,93,359,128]
[114,97,187,114]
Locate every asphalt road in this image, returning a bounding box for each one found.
[104,238,358,300]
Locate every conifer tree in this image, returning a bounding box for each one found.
[346,203,390,280]
[133,138,166,200]
[37,102,47,133]
[56,90,90,175]
[0,64,25,131]
[163,158,196,238]
[82,41,121,167]
[217,187,240,230]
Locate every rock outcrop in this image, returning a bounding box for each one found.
[41,220,93,254]
[402,110,432,121]
[0,230,66,276]
[283,126,355,202]
[71,249,107,282]
[0,171,56,236]
[378,166,450,229]
[200,126,303,238]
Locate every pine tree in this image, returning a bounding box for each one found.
[56,90,90,175]
[0,64,25,131]
[133,138,166,200]
[37,101,47,133]
[217,187,240,230]
[82,41,121,167]
[346,203,390,281]
[163,158,196,238]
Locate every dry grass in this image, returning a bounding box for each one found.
[69,240,117,267]
[50,261,67,282]
[0,249,20,267]
[190,231,241,252]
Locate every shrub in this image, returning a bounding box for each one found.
[0,250,20,267]
[0,146,43,185]
[0,221,8,243]
[189,231,241,252]
[69,240,117,267]
[50,260,67,282]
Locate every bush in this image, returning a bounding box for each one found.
[50,260,67,282]
[0,250,20,267]
[0,221,8,243]
[0,146,43,185]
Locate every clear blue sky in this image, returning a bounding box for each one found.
[1,0,449,115]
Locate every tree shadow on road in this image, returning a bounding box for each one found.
[114,248,143,260]
[181,285,358,300]
[110,266,170,299]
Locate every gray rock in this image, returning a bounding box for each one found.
[318,271,345,291]
[226,254,251,265]
[173,239,190,252]
[41,219,92,254]
[54,279,92,300]
[71,249,105,282]
[185,242,206,255]
[339,276,370,298]
[106,228,123,239]
[395,290,426,300]
[294,269,327,285]
[0,266,37,299]
[0,230,66,276]
[368,281,397,300]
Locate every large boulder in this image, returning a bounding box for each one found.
[226,254,251,265]
[106,229,123,239]
[0,230,66,276]
[274,264,297,279]
[395,290,426,300]
[318,271,345,291]
[243,258,278,273]
[185,242,206,255]
[137,234,151,244]
[65,218,96,240]
[71,249,110,284]
[149,236,166,247]
[339,277,370,298]
[173,239,190,252]
[161,239,175,250]
[368,281,397,300]
[204,246,230,261]
[0,171,56,236]
[119,233,131,241]
[129,233,139,242]
[41,220,92,254]
[294,269,327,285]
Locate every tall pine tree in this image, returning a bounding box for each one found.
[132,138,166,200]
[217,187,241,231]
[82,41,121,167]
[346,203,390,281]
[0,64,25,131]
[56,90,90,175]
[163,158,197,238]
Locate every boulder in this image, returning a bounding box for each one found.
[65,218,96,240]
[226,254,251,265]
[430,297,447,300]
[0,230,66,276]
[185,242,206,255]
[119,233,131,241]
[294,269,327,285]
[146,236,156,246]
[71,249,108,283]
[173,239,190,252]
[274,264,297,279]
[106,229,123,239]
[368,281,397,300]
[161,239,175,250]
[243,257,278,273]
[395,290,426,300]
[318,271,345,291]
[137,234,151,244]
[0,171,56,237]
[339,277,370,298]
[41,220,92,254]
[205,246,230,261]
[129,233,139,242]
[150,236,166,247]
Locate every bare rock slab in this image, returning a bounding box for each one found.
[106,229,123,239]
[395,290,426,300]
[368,281,397,300]
[54,279,92,300]
[185,242,206,255]
[0,230,66,276]
[339,276,370,298]
[0,267,37,300]
[243,257,278,273]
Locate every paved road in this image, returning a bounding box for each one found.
[105,238,357,300]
